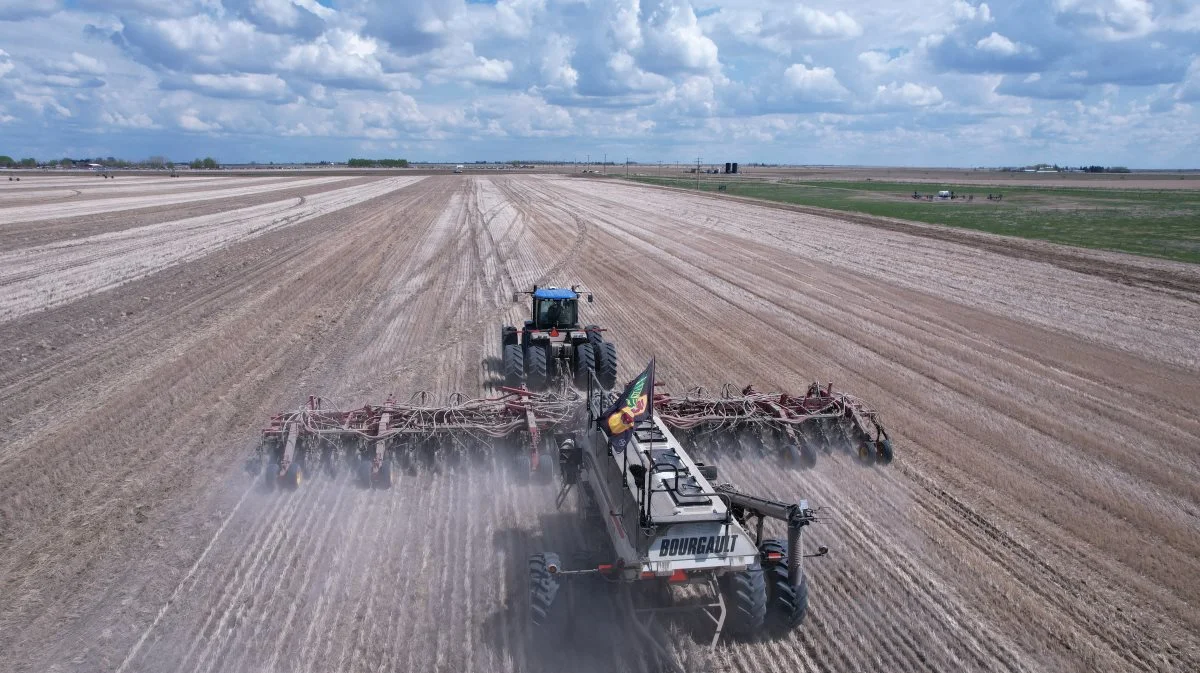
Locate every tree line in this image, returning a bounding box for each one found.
[347,158,408,168]
[1,155,220,169]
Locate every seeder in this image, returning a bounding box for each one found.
[249,387,581,489]
[249,380,892,489]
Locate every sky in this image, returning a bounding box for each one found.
[0,0,1198,167]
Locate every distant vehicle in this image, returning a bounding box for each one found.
[453,165,464,174]
[937,190,951,199]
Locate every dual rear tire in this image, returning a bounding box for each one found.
[585,325,619,390]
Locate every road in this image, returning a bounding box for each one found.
[1,173,1197,673]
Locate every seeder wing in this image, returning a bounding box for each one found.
[249,380,892,490]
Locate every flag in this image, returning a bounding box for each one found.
[600,358,655,453]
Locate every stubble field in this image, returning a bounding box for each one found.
[0,173,1197,673]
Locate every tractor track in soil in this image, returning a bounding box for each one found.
[0,174,1197,673]
[0,177,377,252]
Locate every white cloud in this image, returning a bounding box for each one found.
[0,0,1195,167]
[1178,57,1200,101]
[189,73,290,100]
[639,0,720,73]
[975,32,1034,56]
[0,0,60,21]
[52,52,106,75]
[702,5,861,54]
[539,33,578,89]
[178,111,218,132]
[875,81,944,106]
[99,109,156,128]
[1054,0,1155,40]
[458,55,513,83]
[784,63,849,101]
[953,1,993,23]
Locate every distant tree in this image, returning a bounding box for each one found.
[48,159,59,167]
[166,161,175,169]
[147,155,167,168]
[1107,166,1131,173]
[347,157,407,168]
[190,158,203,169]
[19,157,37,167]
[0,155,14,167]
[202,157,218,169]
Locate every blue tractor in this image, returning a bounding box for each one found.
[502,286,618,391]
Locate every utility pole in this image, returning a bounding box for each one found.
[658,160,662,176]
[625,156,629,176]
[603,152,607,175]
[695,157,702,189]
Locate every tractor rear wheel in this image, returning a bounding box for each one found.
[502,344,525,387]
[573,342,596,389]
[526,342,551,391]
[585,324,603,350]
[722,562,767,638]
[501,325,518,347]
[597,341,618,390]
[760,539,808,631]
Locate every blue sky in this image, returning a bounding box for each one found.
[0,0,1197,166]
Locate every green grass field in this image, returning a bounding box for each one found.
[625,176,1200,264]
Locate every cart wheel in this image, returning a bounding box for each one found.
[856,441,876,466]
[283,462,303,490]
[357,459,372,489]
[875,439,894,465]
[377,459,394,489]
[261,463,278,490]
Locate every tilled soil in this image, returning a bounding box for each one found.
[0,175,1196,673]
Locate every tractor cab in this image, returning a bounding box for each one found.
[531,287,581,330]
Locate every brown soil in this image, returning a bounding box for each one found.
[0,175,1196,673]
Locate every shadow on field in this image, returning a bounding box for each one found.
[482,510,666,673]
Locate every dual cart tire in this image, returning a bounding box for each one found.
[723,562,768,637]
[760,539,809,630]
[357,458,394,489]
[262,461,304,490]
[722,540,809,640]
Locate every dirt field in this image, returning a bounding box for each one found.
[1,174,1197,673]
